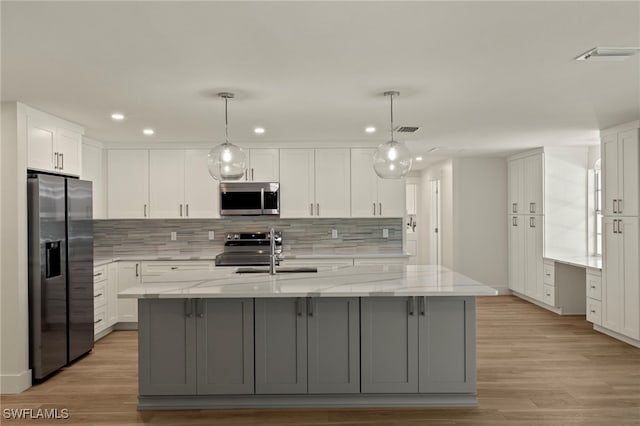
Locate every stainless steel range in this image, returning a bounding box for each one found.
[215,230,283,267]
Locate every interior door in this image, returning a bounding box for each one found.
[430,180,441,265]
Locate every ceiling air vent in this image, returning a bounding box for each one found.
[394,126,420,133]
[575,47,640,61]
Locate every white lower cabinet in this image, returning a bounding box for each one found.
[586,269,603,326]
[94,263,119,339]
[117,261,141,323]
[509,215,544,303]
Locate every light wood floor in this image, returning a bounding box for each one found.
[2,296,639,425]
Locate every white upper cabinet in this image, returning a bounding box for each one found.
[184,149,219,219]
[351,148,405,218]
[280,148,350,218]
[602,129,639,217]
[507,158,524,214]
[244,148,279,182]
[149,150,186,218]
[107,150,150,219]
[26,108,83,177]
[524,153,543,214]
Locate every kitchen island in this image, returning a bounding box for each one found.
[119,264,497,410]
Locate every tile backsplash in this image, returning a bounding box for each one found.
[94,217,403,260]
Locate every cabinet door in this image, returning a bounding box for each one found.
[361,297,418,393]
[602,217,621,332]
[619,130,639,216]
[138,299,197,395]
[508,216,525,293]
[350,148,378,217]
[117,262,140,322]
[106,263,118,327]
[524,153,543,214]
[418,297,476,393]
[26,115,56,172]
[524,216,544,301]
[378,177,406,217]
[507,158,524,214]
[184,149,219,219]
[107,150,149,218]
[56,128,82,176]
[307,298,359,394]
[279,149,315,218]
[149,150,185,218]
[315,149,351,217]
[602,134,619,216]
[620,217,639,339]
[197,299,254,394]
[255,298,307,394]
[249,148,279,182]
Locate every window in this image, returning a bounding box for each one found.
[594,160,602,256]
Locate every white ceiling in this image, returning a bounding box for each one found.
[2,1,639,169]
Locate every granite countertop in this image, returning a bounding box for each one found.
[544,253,602,270]
[118,264,498,299]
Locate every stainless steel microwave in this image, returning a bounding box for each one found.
[219,182,280,216]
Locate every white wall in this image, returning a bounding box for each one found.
[0,102,31,393]
[81,137,106,219]
[452,158,508,291]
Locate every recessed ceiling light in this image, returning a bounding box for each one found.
[575,46,640,61]
[254,127,265,134]
[111,113,125,120]
[143,128,154,135]
[415,156,423,161]
[365,126,376,133]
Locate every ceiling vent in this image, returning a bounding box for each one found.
[394,126,420,133]
[575,47,640,61]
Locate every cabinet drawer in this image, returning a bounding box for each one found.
[141,261,214,275]
[586,273,602,301]
[543,261,555,286]
[94,306,107,334]
[543,284,555,306]
[94,281,106,309]
[93,265,107,283]
[586,298,602,325]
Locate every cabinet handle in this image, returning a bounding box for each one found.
[186,204,189,217]
[53,152,59,169]
[171,266,178,270]
[251,168,254,181]
[618,219,623,234]
[513,202,518,213]
[316,203,320,216]
[144,204,147,217]
[530,202,535,213]
[419,296,425,316]
[135,263,139,277]
[530,217,535,228]
[590,285,596,289]
[379,203,383,216]
[296,298,303,316]
[185,299,193,318]
[245,169,248,181]
[618,199,623,214]
[613,219,618,234]
[307,297,313,317]
[94,318,103,325]
[180,204,183,217]
[196,299,204,318]
[94,293,103,298]
[613,199,618,214]
[60,153,64,170]
[590,310,596,314]
[545,272,551,276]
[407,297,415,316]
[373,203,376,216]
[93,272,102,277]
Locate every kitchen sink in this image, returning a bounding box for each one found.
[235,267,318,274]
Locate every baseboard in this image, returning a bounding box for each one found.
[0,369,31,394]
[510,291,562,314]
[490,286,511,295]
[115,322,138,331]
[594,325,640,348]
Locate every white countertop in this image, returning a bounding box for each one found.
[119,265,498,299]
[544,253,602,270]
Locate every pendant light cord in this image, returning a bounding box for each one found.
[389,92,395,142]
[224,96,229,145]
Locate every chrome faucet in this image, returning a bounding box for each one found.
[269,227,277,275]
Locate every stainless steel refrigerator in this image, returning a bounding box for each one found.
[28,173,94,381]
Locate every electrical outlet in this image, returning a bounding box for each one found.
[331,229,338,239]
[208,231,215,240]
[382,228,389,239]
[170,231,177,241]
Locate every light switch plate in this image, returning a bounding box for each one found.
[382,228,389,238]
[331,229,338,239]
[170,231,177,241]
[208,231,215,240]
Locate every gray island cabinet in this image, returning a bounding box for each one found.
[122,265,497,409]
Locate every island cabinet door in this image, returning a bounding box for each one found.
[360,297,419,393]
[138,299,197,396]
[418,297,476,394]
[255,298,308,394]
[196,299,254,394]
[307,297,360,394]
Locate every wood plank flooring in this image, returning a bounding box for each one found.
[2,296,639,425]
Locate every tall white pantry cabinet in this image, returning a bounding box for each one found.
[600,122,640,343]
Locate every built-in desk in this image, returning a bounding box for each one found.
[542,254,602,316]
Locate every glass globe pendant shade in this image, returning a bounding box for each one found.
[373,140,412,179]
[207,142,246,181]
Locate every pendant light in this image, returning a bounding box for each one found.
[208,92,247,181]
[373,91,412,179]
